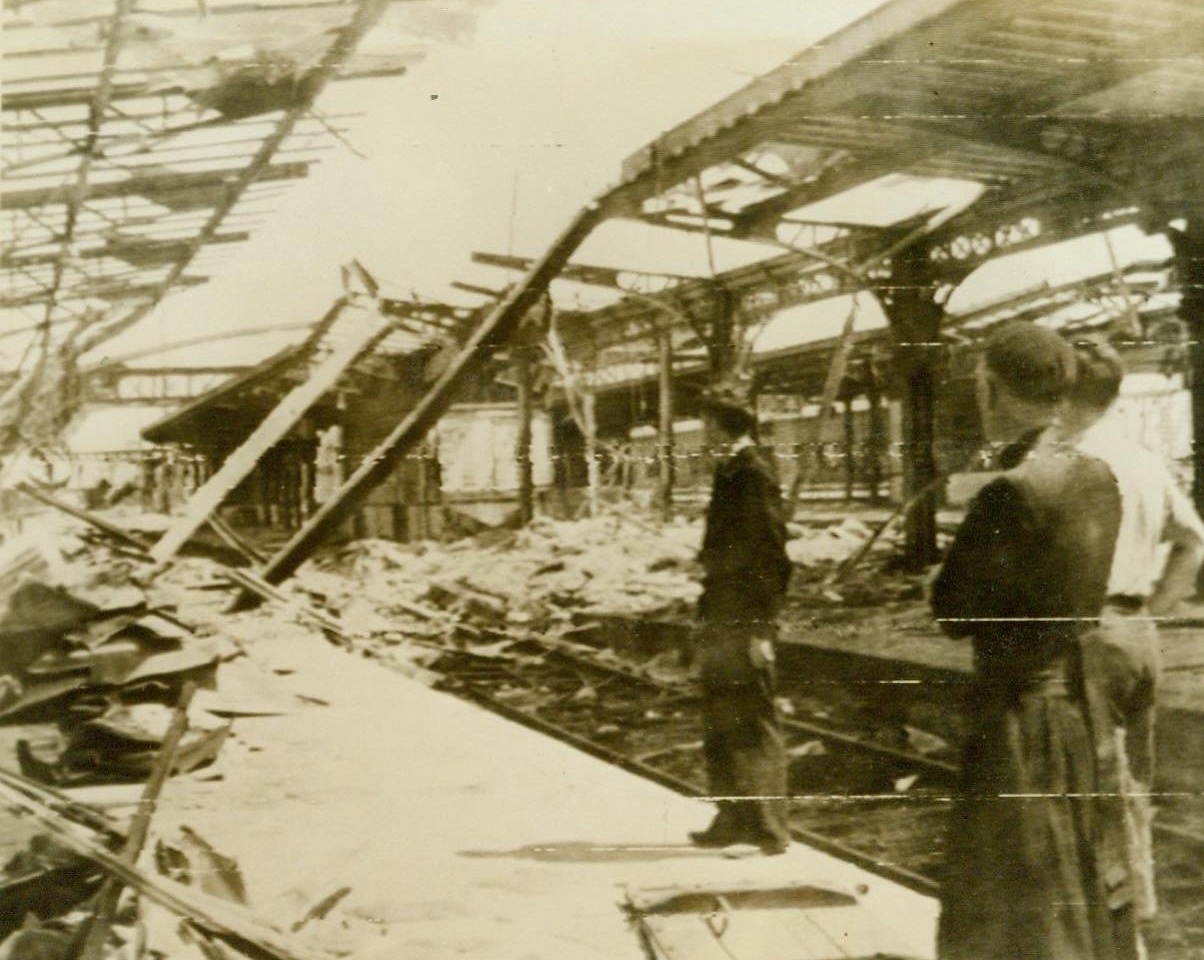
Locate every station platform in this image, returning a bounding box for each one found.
[778,603,1204,793]
[135,626,936,960]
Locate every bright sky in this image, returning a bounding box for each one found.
[90,0,891,370]
[76,0,1172,378]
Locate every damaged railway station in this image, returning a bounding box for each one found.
[2,1,1204,958]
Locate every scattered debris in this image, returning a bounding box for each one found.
[155,826,248,905]
[290,886,352,933]
[786,517,877,567]
[1,834,105,940]
[0,767,329,960]
[904,724,950,757]
[893,774,920,793]
[19,702,229,787]
[788,739,828,758]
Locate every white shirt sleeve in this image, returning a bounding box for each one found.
[1163,466,1204,545]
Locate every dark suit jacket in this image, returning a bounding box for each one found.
[698,444,791,624]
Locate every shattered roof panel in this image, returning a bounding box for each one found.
[608,0,1204,246]
[0,0,432,370]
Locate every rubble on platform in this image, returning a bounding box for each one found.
[294,510,905,639]
[0,496,916,959]
[0,517,358,957]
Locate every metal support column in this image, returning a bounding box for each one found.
[865,357,885,504]
[656,324,675,521]
[879,253,944,570]
[1170,222,1204,514]
[515,347,535,526]
[842,394,856,502]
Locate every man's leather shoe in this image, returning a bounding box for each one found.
[689,825,746,849]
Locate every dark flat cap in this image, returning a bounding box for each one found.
[699,374,756,421]
[983,320,1077,404]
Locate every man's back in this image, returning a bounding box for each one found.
[697,444,790,623]
[1077,417,1204,599]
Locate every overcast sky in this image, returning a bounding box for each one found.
[89,0,890,369]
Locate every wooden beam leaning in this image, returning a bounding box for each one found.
[255,195,610,585]
[14,481,348,639]
[15,480,151,552]
[149,304,392,563]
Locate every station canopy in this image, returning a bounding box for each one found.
[484,0,1204,387]
[0,0,497,449]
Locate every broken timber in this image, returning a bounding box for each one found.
[254,194,611,586]
[16,481,150,553]
[0,773,332,960]
[206,512,268,565]
[15,483,347,640]
[150,304,394,562]
[76,683,197,960]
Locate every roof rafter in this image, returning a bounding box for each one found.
[1,160,311,211]
[71,0,392,358]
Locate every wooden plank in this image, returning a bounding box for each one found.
[149,304,391,562]
[255,193,609,585]
[711,909,830,959]
[786,905,902,957]
[76,683,197,960]
[639,915,733,960]
[0,774,331,960]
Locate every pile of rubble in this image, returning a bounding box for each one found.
[0,492,910,959]
[293,511,899,638]
[297,514,703,633]
[0,519,342,960]
[0,527,242,788]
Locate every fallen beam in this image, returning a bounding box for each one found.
[207,513,268,565]
[14,482,347,641]
[255,192,612,586]
[76,683,197,960]
[15,481,152,553]
[0,774,333,960]
[149,304,392,563]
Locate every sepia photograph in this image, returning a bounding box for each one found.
[1,1,1202,958]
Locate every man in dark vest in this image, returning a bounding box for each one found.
[688,376,792,856]
[932,321,1121,960]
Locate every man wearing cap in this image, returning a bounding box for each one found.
[931,321,1120,960]
[1063,341,1204,959]
[689,376,792,856]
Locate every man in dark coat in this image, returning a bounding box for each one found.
[932,321,1121,960]
[689,378,793,856]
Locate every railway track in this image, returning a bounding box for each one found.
[431,634,956,894]
[421,627,1204,958]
